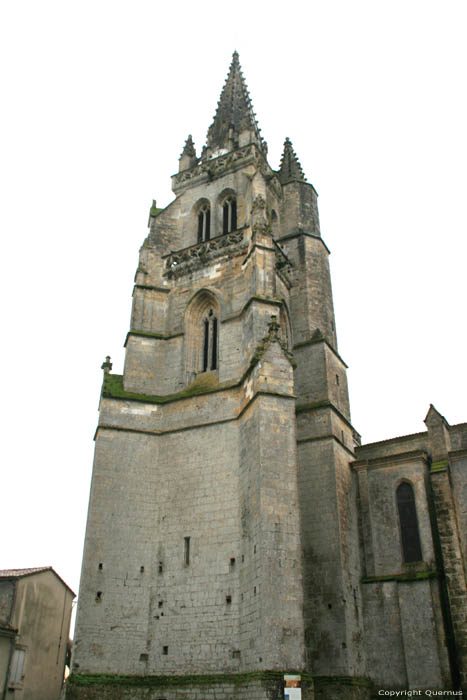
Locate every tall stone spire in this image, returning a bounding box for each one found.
[278,137,306,184]
[206,51,267,156]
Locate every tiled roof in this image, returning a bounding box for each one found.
[0,567,75,595]
[0,566,52,578]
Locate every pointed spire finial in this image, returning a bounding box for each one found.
[278,137,306,184]
[205,52,266,156]
[180,134,196,159]
[179,134,198,172]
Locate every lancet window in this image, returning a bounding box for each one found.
[202,309,218,372]
[197,204,211,242]
[222,196,237,234]
[184,290,220,384]
[396,482,423,563]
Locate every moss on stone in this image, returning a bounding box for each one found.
[127,329,169,340]
[362,570,437,584]
[68,670,310,688]
[431,459,449,473]
[313,676,373,688]
[102,373,235,405]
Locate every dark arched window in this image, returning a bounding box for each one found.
[222,197,237,234]
[197,204,211,243]
[397,482,423,563]
[202,309,217,372]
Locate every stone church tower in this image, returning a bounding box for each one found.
[68,54,467,699]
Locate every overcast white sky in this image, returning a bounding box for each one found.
[1,0,466,622]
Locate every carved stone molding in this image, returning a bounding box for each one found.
[164,230,248,279]
[173,145,255,189]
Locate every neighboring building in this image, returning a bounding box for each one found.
[68,54,467,699]
[0,567,74,700]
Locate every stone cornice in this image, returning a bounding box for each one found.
[449,448,467,462]
[295,399,354,432]
[277,230,331,255]
[95,389,295,441]
[352,449,429,471]
[124,329,183,348]
[132,284,170,295]
[293,336,347,368]
[296,433,356,458]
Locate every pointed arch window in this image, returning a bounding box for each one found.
[202,309,217,372]
[396,482,423,563]
[223,197,237,234]
[184,291,220,384]
[197,204,211,242]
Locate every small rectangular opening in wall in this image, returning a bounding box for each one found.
[162,646,168,655]
[226,595,232,604]
[158,600,163,608]
[98,563,103,570]
[139,653,148,662]
[184,537,190,566]
[230,557,235,566]
[232,650,241,659]
[140,566,144,573]
[336,374,340,385]
[96,591,102,601]
[158,562,163,574]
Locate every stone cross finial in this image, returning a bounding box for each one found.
[101,356,112,374]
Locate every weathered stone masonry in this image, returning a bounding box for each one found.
[68,53,467,699]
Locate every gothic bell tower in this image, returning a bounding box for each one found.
[69,53,365,700]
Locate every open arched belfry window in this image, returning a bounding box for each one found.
[222,196,237,234]
[184,290,220,384]
[396,482,423,563]
[197,203,211,242]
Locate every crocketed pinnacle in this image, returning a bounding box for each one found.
[206,51,266,154]
[180,134,196,158]
[278,137,306,184]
